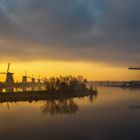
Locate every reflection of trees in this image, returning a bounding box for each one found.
[41,99,79,115]
[89,93,98,103]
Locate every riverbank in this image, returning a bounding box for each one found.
[0,89,97,103]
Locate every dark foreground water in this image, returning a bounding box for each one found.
[0,87,140,140]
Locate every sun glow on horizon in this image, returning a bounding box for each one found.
[0,61,139,82]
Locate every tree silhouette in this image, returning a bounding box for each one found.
[45,76,87,91]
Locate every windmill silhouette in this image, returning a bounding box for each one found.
[22,70,31,83]
[0,63,14,84]
[36,75,45,83]
[31,74,36,83]
[36,75,43,83]
[37,75,41,83]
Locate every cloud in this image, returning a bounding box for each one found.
[0,0,140,65]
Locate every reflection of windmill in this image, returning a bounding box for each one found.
[22,70,31,83]
[0,63,14,84]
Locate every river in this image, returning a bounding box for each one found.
[0,87,140,140]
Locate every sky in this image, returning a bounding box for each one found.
[0,0,140,81]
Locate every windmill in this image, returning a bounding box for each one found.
[35,75,43,83]
[37,75,41,83]
[22,70,31,84]
[0,63,14,84]
[31,74,36,83]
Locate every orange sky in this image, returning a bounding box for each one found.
[0,61,139,82]
[0,1,140,83]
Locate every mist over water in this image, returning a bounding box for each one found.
[0,87,140,140]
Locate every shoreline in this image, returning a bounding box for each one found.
[0,89,97,103]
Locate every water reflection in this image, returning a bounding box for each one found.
[0,93,97,115]
[41,99,79,115]
[0,87,140,140]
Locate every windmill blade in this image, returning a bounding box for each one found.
[25,70,27,76]
[42,78,47,82]
[0,72,7,74]
[27,77,31,79]
[7,62,10,73]
[22,75,31,78]
[38,75,40,79]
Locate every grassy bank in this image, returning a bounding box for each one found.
[0,89,97,103]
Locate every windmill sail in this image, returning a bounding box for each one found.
[0,62,14,84]
[7,62,10,73]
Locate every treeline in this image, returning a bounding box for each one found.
[44,76,87,91]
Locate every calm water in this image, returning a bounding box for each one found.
[0,87,140,140]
